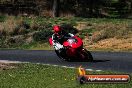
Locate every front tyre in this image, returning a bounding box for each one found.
[55,50,70,61]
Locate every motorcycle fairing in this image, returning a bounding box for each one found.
[63,36,83,49]
[49,38,53,46]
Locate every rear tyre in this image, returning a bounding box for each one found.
[80,49,93,62]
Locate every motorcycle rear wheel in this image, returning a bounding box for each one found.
[80,49,93,62]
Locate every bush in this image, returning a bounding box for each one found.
[92,27,132,42]
[92,29,120,42]
[79,28,94,39]
[91,22,132,42]
[33,29,53,42]
[32,23,78,42]
[30,19,52,31]
[60,24,78,34]
[0,16,30,36]
[0,15,6,22]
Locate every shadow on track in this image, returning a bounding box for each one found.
[67,59,110,63]
[92,60,110,63]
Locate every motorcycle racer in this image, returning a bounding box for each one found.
[49,25,93,61]
[52,25,74,51]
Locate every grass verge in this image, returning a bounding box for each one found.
[0,16,132,52]
[0,63,132,88]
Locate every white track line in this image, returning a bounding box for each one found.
[44,64,102,72]
[86,69,94,71]
[0,60,21,63]
[0,60,102,72]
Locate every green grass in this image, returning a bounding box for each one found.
[3,16,131,26]
[0,42,53,50]
[79,28,95,39]
[0,63,132,88]
[26,43,53,50]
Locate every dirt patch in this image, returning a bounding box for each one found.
[0,60,19,71]
[85,38,132,51]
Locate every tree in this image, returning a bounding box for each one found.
[52,0,60,17]
[117,0,132,17]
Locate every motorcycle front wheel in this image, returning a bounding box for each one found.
[55,50,71,61]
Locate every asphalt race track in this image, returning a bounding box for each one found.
[0,50,132,73]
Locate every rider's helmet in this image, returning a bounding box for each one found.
[53,25,62,35]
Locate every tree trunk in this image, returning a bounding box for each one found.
[129,2,132,16]
[53,0,60,17]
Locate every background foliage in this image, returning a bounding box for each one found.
[0,0,132,18]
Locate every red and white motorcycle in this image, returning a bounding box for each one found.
[49,35,93,61]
